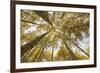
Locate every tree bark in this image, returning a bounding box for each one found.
[62,39,78,60]
[34,11,54,27]
[21,31,50,57]
[21,19,39,25]
[70,40,89,57]
[35,45,48,62]
[61,12,65,19]
[51,46,54,61]
[32,37,49,62]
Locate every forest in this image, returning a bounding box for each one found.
[20,9,90,63]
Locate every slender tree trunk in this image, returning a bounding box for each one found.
[70,40,89,57]
[61,12,65,19]
[32,37,49,62]
[21,31,50,57]
[51,46,54,61]
[34,11,54,27]
[38,45,50,62]
[21,46,37,62]
[21,48,32,62]
[21,19,39,24]
[36,44,48,62]
[53,12,55,22]
[62,39,78,60]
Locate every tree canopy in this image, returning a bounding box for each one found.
[20,9,90,63]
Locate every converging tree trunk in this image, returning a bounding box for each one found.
[21,31,50,57]
[63,39,78,60]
